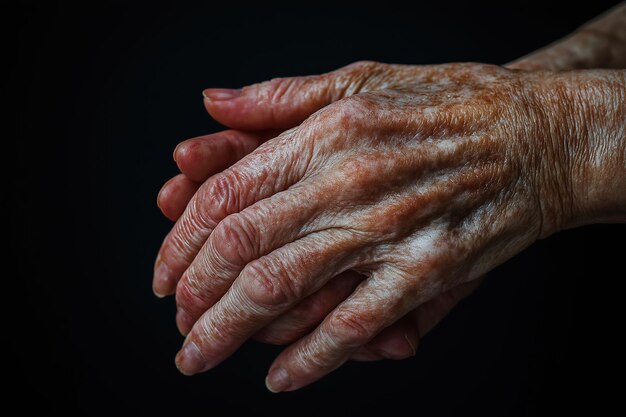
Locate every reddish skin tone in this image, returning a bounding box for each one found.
[159,130,481,359]
[155,5,626,391]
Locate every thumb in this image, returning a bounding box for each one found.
[203,61,381,130]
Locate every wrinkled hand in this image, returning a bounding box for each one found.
[155,61,624,392]
[156,63,498,361]
[157,129,481,361]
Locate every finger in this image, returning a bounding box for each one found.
[175,230,363,375]
[157,174,201,221]
[174,185,322,335]
[175,178,340,335]
[349,276,483,361]
[264,268,430,393]
[174,130,278,182]
[202,61,384,130]
[153,132,310,297]
[254,270,364,345]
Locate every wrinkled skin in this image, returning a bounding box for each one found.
[154,60,625,391]
[154,4,626,393]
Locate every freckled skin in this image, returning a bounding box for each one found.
[154,5,626,392]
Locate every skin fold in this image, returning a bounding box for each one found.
[154,4,626,392]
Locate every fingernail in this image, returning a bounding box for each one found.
[156,183,168,211]
[175,341,207,376]
[153,258,175,297]
[156,189,163,211]
[265,367,291,393]
[176,308,193,336]
[202,88,241,101]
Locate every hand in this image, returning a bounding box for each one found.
[157,129,482,361]
[155,3,626,364]
[155,5,626,358]
[156,61,504,359]
[154,61,624,392]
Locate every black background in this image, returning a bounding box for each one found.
[8,1,625,415]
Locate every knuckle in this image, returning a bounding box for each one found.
[343,60,384,76]
[176,272,206,312]
[307,95,374,135]
[199,171,243,223]
[211,213,258,266]
[187,188,218,231]
[259,77,297,104]
[330,309,373,346]
[338,95,377,124]
[335,61,388,97]
[241,258,302,308]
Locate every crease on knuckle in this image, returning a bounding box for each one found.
[330,309,373,346]
[181,261,215,299]
[242,258,301,308]
[268,77,296,104]
[211,213,257,267]
[176,272,206,312]
[337,61,386,97]
[187,190,218,233]
[338,95,379,130]
[304,96,371,141]
[199,172,243,225]
[195,315,228,353]
[176,249,226,308]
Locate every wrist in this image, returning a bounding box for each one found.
[569,70,626,226]
[534,70,626,235]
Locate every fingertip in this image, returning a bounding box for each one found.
[153,257,176,297]
[157,179,180,221]
[265,367,291,393]
[158,174,201,221]
[174,138,217,183]
[175,341,209,376]
[153,287,167,298]
[172,140,194,174]
[176,308,193,337]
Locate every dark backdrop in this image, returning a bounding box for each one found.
[8,2,625,415]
